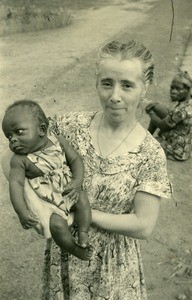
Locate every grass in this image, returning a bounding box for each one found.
[0,0,111,10]
[0,0,112,35]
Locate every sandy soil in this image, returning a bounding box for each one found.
[0,0,192,299]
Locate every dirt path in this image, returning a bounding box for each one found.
[0,0,154,119]
[0,0,192,299]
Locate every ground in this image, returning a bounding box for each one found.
[0,0,192,299]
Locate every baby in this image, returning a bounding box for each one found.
[2,99,93,260]
[145,70,192,160]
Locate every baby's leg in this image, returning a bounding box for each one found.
[50,213,92,260]
[72,191,91,248]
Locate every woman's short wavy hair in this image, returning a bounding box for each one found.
[96,40,154,85]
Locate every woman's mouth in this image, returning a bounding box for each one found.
[108,106,125,110]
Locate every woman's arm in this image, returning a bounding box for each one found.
[92,191,160,240]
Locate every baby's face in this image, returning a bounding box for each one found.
[2,107,43,155]
[170,80,189,102]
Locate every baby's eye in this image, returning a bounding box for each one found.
[16,129,24,135]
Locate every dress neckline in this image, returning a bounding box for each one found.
[86,111,149,160]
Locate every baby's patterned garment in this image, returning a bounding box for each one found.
[26,134,75,238]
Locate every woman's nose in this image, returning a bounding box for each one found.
[110,86,121,103]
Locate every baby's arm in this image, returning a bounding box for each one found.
[9,155,38,229]
[56,135,84,196]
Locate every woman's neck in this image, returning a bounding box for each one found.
[91,111,143,158]
[101,112,137,133]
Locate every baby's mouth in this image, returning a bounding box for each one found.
[12,145,24,153]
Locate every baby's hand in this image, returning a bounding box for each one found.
[62,179,82,200]
[18,210,39,230]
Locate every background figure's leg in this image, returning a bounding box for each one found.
[153,103,170,118]
[147,121,158,135]
[147,103,170,134]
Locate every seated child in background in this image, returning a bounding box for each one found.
[145,70,192,161]
[2,99,92,260]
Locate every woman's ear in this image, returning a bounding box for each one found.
[143,82,149,94]
[39,123,47,137]
[141,83,149,100]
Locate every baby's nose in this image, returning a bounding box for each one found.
[10,135,18,143]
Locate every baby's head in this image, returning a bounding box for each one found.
[170,70,192,102]
[2,100,49,155]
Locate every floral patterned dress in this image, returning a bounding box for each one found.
[43,111,172,300]
[158,99,192,160]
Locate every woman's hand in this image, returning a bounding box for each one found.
[18,209,39,229]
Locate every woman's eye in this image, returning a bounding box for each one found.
[123,83,132,90]
[101,81,112,88]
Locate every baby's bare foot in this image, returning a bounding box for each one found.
[72,244,93,260]
[78,230,89,248]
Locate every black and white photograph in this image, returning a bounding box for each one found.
[0,0,192,299]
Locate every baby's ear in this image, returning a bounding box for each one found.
[39,123,47,137]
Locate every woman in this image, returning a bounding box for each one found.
[45,40,172,299]
[2,40,172,299]
[145,70,192,161]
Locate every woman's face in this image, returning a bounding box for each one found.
[96,57,147,123]
[170,80,189,102]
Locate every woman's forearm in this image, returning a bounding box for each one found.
[92,210,151,240]
[91,192,160,240]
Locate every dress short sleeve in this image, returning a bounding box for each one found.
[48,113,83,149]
[137,138,172,199]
